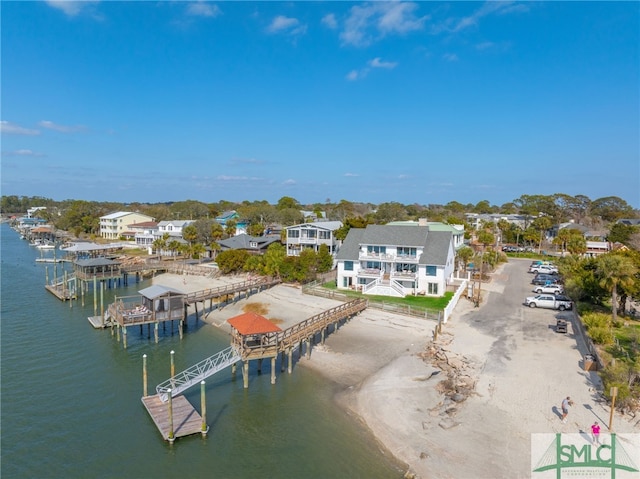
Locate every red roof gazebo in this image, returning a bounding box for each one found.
[228,312,282,359]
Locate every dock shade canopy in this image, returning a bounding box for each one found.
[138,285,183,300]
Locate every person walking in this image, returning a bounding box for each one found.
[591,421,601,445]
[561,396,573,423]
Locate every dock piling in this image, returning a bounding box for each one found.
[200,380,208,436]
[167,389,175,443]
[143,354,148,397]
[170,350,175,377]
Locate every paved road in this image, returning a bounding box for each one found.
[432,257,639,478]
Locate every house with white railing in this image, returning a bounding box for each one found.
[285,221,343,257]
[100,212,155,239]
[335,224,456,298]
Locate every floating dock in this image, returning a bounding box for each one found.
[141,394,205,441]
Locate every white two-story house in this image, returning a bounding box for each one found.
[285,221,343,257]
[100,212,155,239]
[335,225,456,298]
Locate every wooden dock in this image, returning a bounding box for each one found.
[87,315,114,329]
[141,394,205,441]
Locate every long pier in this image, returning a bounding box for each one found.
[142,298,368,442]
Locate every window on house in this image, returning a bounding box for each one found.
[288,230,300,238]
[319,230,330,239]
[426,266,437,276]
[367,245,386,254]
[397,247,417,257]
[250,242,258,248]
[428,283,438,295]
[344,261,353,271]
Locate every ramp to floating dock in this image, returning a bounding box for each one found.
[156,346,241,401]
[141,395,204,440]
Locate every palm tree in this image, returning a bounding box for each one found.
[152,233,169,260]
[596,254,637,323]
[168,239,181,261]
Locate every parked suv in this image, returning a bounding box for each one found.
[532,274,561,286]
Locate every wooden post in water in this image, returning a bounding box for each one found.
[280,351,286,372]
[231,362,237,377]
[257,358,262,374]
[321,328,326,345]
[270,357,276,385]
[242,361,249,389]
[45,266,49,286]
[123,326,127,349]
[167,389,175,443]
[287,348,293,374]
[170,350,175,377]
[93,276,97,317]
[200,380,208,436]
[179,320,183,340]
[142,354,148,397]
[306,337,312,359]
[154,322,159,343]
[100,282,104,323]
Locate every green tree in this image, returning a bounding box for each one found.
[596,254,638,324]
[225,220,237,237]
[244,255,265,274]
[608,223,639,246]
[168,239,182,260]
[182,224,198,244]
[590,196,633,223]
[373,202,407,224]
[264,243,286,278]
[456,246,474,273]
[276,196,300,210]
[153,233,169,260]
[247,223,265,236]
[566,234,587,256]
[317,244,334,273]
[216,250,250,274]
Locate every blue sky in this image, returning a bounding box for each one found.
[2,1,639,207]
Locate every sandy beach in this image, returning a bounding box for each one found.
[153,268,640,479]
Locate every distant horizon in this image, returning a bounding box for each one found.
[3,191,638,213]
[2,2,638,207]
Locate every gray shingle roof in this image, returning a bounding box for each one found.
[218,234,280,250]
[336,228,365,260]
[138,285,183,299]
[360,225,430,246]
[419,231,452,266]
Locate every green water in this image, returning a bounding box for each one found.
[0,223,404,478]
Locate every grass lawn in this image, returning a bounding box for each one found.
[321,281,453,310]
[608,320,640,361]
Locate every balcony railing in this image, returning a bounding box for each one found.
[359,252,418,262]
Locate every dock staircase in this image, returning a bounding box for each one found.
[156,346,242,402]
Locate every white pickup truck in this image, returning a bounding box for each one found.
[524,294,573,311]
[533,284,564,294]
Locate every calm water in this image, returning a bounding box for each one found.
[0,223,403,479]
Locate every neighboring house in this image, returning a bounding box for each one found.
[465,213,531,230]
[285,221,343,257]
[26,206,47,218]
[125,221,158,249]
[549,222,606,241]
[617,218,640,226]
[585,241,611,258]
[100,212,154,239]
[215,211,247,236]
[301,210,326,221]
[335,225,456,298]
[158,220,193,236]
[217,233,281,254]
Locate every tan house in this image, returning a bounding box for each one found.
[100,211,154,239]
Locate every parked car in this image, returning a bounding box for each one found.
[533,284,564,294]
[529,264,559,274]
[532,274,561,286]
[524,294,573,311]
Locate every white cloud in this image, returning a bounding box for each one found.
[321,13,338,29]
[341,2,428,47]
[2,149,45,157]
[45,0,101,18]
[45,0,84,16]
[346,69,366,81]
[452,1,528,33]
[476,41,494,50]
[186,2,221,18]
[39,120,86,133]
[344,173,360,177]
[283,179,296,185]
[443,53,459,62]
[369,57,397,69]
[230,157,264,165]
[0,121,40,136]
[217,175,248,181]
[267,15,307,36]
